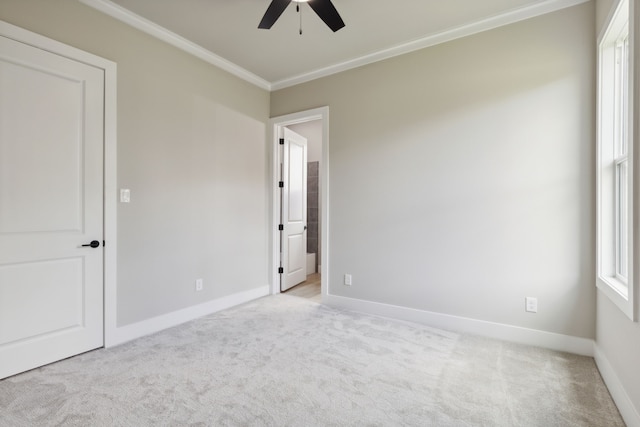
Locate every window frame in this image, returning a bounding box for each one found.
[597,0,637,321]
[614,29,629,282]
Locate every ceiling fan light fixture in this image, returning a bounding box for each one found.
[258,0,345,32]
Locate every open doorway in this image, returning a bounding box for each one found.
[269,107,328,302]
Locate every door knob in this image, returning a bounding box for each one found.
[82,240,100,248]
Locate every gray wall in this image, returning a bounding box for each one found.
[272,3,597,339]
[0,0,271,326]
[594,0,640,416]
[596,0,616,35]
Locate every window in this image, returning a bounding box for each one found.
[597,0,636,320]
[614,30,629,282]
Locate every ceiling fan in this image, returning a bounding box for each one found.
[258,0,345,33]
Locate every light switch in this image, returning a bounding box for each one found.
[120,189,131,203]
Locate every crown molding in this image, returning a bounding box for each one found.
[78,0,272,91]
[271,0,590,90]
[80,0,589,92]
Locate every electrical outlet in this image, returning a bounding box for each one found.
[525,297,537,313]
[195,279,203,291]
[344,274,352,286]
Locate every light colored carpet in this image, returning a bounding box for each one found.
[0,295,624,426]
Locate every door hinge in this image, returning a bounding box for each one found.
[279,181,284,188]
[279,138,284,145]
[278,267,284,274]
[278,224,284,231]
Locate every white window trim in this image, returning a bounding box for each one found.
[597,0,637,321]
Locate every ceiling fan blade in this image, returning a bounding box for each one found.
[258,0,292,29]
[308,0,345,32]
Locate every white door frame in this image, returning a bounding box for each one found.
[269,107,329,300]
[0,21,119,347]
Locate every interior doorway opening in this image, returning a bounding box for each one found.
[269,107,329,302]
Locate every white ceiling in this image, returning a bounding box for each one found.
[81,0,588,90]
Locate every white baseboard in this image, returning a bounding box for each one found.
[105,285,269,347]
[594,345,640,427]
[323,294,594,356]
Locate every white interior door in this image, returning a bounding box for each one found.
[0,35,104,379]
[281,128,307,291]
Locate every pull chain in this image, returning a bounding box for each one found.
[298,3,303,35]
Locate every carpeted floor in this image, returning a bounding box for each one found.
[0,295,624,426]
